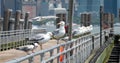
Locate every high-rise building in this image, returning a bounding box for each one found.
[74,0,100,16]
[87,0,93,12]
[104,0,117,17]
[117,0,120,17]
[61,0,68,9]
[92,0,100,12]
[76,0,87,14]
[0,0,37,18]
[1,0,22,17]
[0,0,1,17]
[39,1,49,16]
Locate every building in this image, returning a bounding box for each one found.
[0,0,1,17]
[117,0,120,17]
[1,0,22,17]
[36,0,49,16]
[21,0,37,18]
[104,0,117,17]
[74,0,100,16]
[1,0,37,18]
[61,0,68,9]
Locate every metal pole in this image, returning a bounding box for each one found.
[68,0,74,57]
[118,9,120,22]
[68,0,74,40]
[100,6,103,47]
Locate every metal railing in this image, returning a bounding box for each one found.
[0,28,46,51]
[6,32,105,63]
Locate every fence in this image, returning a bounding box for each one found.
[6,32,105,63]
[0,28,46,51]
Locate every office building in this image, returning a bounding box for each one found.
[104,0,117,17]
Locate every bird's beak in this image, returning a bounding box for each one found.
[57,22,61,25]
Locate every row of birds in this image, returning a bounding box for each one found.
[16,21,93,54]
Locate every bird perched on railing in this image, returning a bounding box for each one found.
[72,26,87,37]
[16,42,39,54]
[72,27,84,37]
[61,36,69,42]
[52,21,66,44]
[28,32,53,50]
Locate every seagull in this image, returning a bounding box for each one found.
[72,27,84,37]
[89,25,93,31]
[28,32,53,50]
[52,21,66,44]
[16,42,39,54]
[82,26,87,33]
[61,36,69,42]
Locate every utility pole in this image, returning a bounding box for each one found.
[100,6,104,47]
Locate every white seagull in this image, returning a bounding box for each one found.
[16,42,39,54]
[52,21,66,44]
[89,25,93,31]
[28,32,53,50]
[72,26,84,37]
[61,36,69,42]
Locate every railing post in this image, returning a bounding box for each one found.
[57,47,60,63]
[92,36,94,50]
[28,57,34,63]
[50,50,54,63]
[40,53,45,62]
[100,6,104,47]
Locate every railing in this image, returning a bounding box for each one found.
[0,28,46,51]
[6,32,105,63]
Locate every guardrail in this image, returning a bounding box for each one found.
[6,32,105,63]
[0,28,46,51]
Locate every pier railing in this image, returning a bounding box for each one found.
[0,28,46,51]
[6,32,105,63]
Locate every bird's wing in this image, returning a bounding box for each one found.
[72,31,77,36]
[37,37,45,41]
[16,46,32,52]
[52,29,59,35]
[29,34,44,41]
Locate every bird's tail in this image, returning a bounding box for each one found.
[16,47,20,50]
[25,38,29,41]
